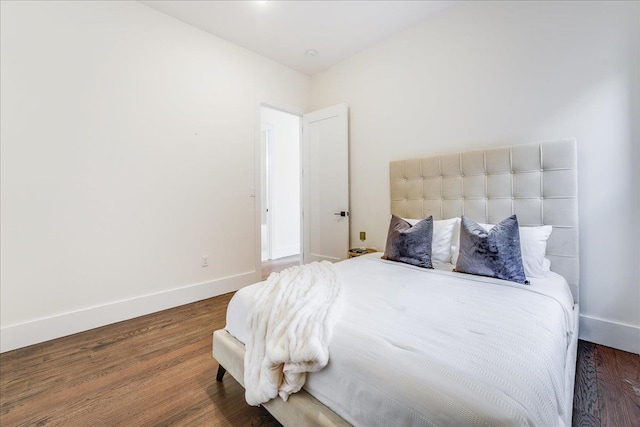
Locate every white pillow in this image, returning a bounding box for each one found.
[404,217,459,264]
[517,226,553,278]
[451,222,552,278]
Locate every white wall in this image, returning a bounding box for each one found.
[0,1,309,351]
[310,1,640,353]
[260,107,301,259]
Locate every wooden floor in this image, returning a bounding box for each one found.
[0,292,280,427]
[260,255,300,280]
[573,341,640,426]
[1,257,638,426]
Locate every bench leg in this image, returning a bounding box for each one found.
[216,364,226,382]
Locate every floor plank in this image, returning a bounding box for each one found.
[595,344,640,427]
[573,341,602,427]
[0,293,278,427]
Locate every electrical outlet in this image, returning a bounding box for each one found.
[201,255,209,267]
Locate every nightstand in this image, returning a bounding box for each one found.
[348,248,377,258]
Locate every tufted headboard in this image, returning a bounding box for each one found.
[389,139,579,303]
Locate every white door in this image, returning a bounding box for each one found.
[302,104,349,264]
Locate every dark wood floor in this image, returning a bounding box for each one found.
[573,341,640,426]
[0,292,280,427]
[1,257,637,426]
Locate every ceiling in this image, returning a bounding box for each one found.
[139,1,455,76]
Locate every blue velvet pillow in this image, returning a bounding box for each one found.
[455,215,527,284]
[382,215,433,268]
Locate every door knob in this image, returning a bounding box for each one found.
[334,211,349,217]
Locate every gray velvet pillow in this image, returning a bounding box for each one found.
[455,215,527,284]
[382,215,433,268]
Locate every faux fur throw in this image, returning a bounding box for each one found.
[244,261,343,406]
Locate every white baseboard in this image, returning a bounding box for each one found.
[0,271,257,353]
[579,314,640,354]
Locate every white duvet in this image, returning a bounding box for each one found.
[226,254,576,427]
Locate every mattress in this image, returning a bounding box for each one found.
[225,253,577,426]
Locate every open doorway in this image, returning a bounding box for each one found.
[260,106,301,270]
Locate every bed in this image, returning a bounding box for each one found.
[212,139,580,426]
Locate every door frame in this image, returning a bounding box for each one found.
[254,102,303,281]
[261,126,273,262]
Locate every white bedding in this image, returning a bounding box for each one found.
[225,253,576,427]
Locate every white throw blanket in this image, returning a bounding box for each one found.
[244,261,343,406]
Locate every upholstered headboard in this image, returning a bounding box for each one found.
[389,139,579,303]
